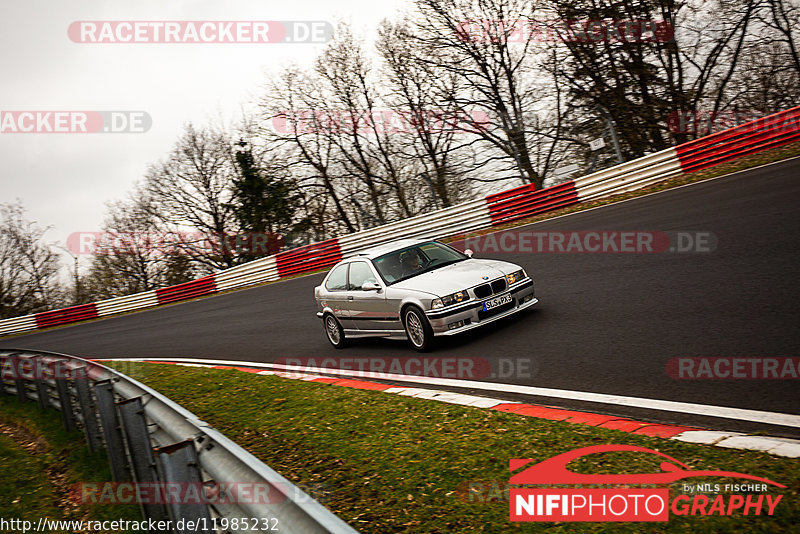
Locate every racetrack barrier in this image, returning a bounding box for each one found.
[675,106,800,173]
[0,349,359,534]
[1,106,797,336]
[275,238,342,278]
[35,303,99,329]
[155,276,218,305]
[486,181,579,226]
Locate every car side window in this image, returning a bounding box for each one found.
[324,264,348,291]
[348,261,377,290]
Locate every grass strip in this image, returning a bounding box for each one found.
[0,395,140,531]
[106,362,799,533]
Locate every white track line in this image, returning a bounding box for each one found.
[102,357,800,428]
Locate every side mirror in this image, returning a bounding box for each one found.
[464,249,474,258]
[362,281,382,292]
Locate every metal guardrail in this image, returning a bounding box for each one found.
[1,105,798,337]
[573,147,682,202]
[0,349,359,534]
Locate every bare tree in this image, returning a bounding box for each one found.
[145,123,240,270]
[545,0,799,150]
[378,18,479,207]
[315,24,416,222]
[763,0,800,74]
[260,66,358,235]
[0,202,62,318]
[412,0,554,188]
[82,188,196,300]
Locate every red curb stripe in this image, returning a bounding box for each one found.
[564,413,620,426]
[599,419,651,432]
[492,403,694,434]
[633,425,697,438]
[235,367,264,373]
[135,361,706,439]
[272,372,305,378]
[520,408,587,421]
[491,403,534,413]
[332,379,393,391]
[493,405,574,421]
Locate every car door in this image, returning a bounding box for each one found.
[320,263,354,330]
[344,260,394,332]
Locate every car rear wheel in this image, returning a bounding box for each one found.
[403,306,433,352]
[323,313,347,349]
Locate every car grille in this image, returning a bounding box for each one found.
[491,278,507,293]
[477,298,516,321]
[473,277,508,299]
[474,283,492,299]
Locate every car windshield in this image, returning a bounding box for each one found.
[372,241,467,285]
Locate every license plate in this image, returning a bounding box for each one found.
[482,293,512,311]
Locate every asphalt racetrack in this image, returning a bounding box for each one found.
[3,158,799,437]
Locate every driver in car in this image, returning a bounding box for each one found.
[399,249,425,277]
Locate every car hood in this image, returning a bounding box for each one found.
[389,258,521,296]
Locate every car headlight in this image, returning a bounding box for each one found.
[431,290,469,309]
[506,269,526,285]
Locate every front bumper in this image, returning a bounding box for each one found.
[425,278,537,336]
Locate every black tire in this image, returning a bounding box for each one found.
[323,313,347,349]
[403,306,434,352]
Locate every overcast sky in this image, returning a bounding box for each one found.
[0,0,408,268]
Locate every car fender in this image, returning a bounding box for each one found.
[392,290,435,320]
[317,305,336,318]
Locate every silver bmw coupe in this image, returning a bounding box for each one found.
[314,239,537,351]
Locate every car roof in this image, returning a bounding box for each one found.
[351,238,432,260]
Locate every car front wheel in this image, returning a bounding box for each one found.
[323,313,347,349]
[403,306,434,352]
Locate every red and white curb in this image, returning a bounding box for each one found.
[96,359,800,459]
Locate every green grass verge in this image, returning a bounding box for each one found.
[0,396,140,530]
[106,362,799,533]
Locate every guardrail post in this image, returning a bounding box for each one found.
[14,355,31,403]
[94,379,131,482]
[0,352,12,395]
[155,440,214,534]
[34,358,50,410]
[73,366,102,453]
[117,397,172,531]
[54,360,78,432]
